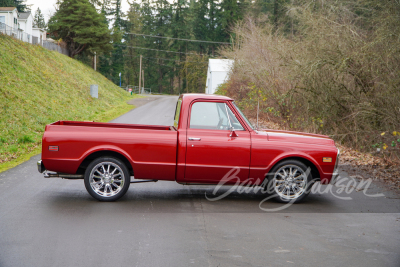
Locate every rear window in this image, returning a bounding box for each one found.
[174,99,182,128]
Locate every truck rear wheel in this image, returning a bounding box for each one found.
[84,157,130,201]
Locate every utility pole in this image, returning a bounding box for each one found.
[185,46,188,93]
[119,72,121,87]
[142,69,145,94]
[139,54,142,94]
[94,52,96,71]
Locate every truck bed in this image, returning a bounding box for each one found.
[50,121,175,131]
[42,121,178,180]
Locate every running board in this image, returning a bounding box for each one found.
[130,179,158,184]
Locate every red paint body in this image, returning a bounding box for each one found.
[41,94,339,184]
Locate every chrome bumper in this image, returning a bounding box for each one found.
[330,149,340,184]
[37,160,45,173]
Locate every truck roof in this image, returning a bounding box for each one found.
[181,93,233,102]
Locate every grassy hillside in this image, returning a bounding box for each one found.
[0,34,137,172]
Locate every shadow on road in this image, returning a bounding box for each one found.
[43,181,400,214]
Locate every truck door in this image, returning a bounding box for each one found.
[185,101,251,183]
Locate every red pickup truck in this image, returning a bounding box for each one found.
[38,94,339,203]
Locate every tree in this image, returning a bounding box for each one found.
[0,0,27,12]
[33,7,45,28]
[107,0,126,85]
[251,0,291,32]
[123,2,142,87]
[0,0,14,8]
[48,0,112,58]
[13,0,26,12]
[218,0,248,40]
[97,0,113,80]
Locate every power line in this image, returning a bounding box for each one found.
[115,44,199,55]
[143,56,208,64]
[103,53,209,63]
[126,32,231,45]
[100,53,210,64]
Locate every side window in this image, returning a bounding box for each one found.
[174,99,182,128]
[190,102,219,129]
[226,105,244,130]
[190,101,243,130]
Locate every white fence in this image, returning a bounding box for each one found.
[42,40,69,56]
[0,22,31,43]
[0,22,69,57]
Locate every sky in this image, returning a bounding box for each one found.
[26,0,131,22]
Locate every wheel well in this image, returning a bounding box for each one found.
[269,157,321,182]
[77,151,134,176]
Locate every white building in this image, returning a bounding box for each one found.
[0,7,19,34]
[205,59,234,94]
[32,27,46,45]
[18,12,33,43]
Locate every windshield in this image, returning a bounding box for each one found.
[233,102,254,130]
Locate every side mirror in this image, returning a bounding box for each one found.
[229,127,239,137]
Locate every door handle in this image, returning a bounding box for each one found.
[188,137,201,141]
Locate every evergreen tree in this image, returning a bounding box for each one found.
[111,0,124,29]
[0,0,27,12]
[218,0,248,41]
[0,0,14,8]
[100,0,112,18]
[153,0,172,93]
[14,0,27,12]
[139,0,159,91]
[124,2,142,87]
[192,0,209,54]
[48,0,112,58]
[88,0,101,8]
[109,0,126,86]
[33,7,46,28]
[97,0,113,80]
[170,0,190,93]
[252,0,291,32]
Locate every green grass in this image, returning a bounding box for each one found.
[0,34,141,172]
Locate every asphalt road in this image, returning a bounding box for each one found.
[0,96,399,267]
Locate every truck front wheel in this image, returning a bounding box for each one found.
[84,157,130,201]
[266,160,313,204]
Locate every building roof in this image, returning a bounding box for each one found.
[208,59,234,72]
[19,12,31,20]
[0,7,17,11]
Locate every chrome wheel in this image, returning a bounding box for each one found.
[273,164,307,200]
[89,162,125,198]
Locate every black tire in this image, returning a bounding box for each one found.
[264,160,313,204]
[84,157,130,201]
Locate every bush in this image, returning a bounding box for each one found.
[220,0,400,161]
